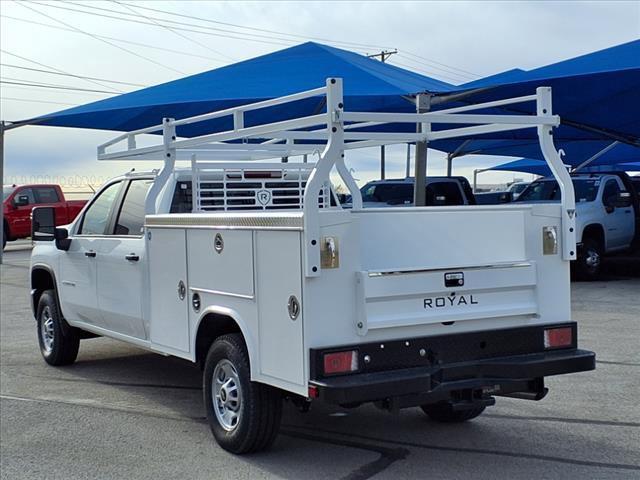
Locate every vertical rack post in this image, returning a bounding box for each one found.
[413,94,431,206]
[145,118,176,215]
[536,87,576,260]
[303,78,344,277]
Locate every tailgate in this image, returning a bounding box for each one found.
[355,262,537,335]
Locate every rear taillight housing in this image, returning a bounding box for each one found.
[323,350,359,375]
[544,327,573,349]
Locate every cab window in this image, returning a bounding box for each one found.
[114,179,153,236]
[14,187,36,205]
[34,186,60,203]
[79,181,122,235]
[602,179,620,207]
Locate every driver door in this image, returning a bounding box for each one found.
[58,181,124,326]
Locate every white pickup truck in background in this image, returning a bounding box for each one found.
[515,173,637,278]
[28,80,595,454]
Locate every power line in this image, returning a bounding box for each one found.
[17,2,187,76]
[2,15,227,63]
[0,83,109,98]
[0,80,118,95]
[1,96,77,106]
[112,1,394,52]
[401,50,480,77]
[25,1,298,49]
[394,54,475,82]
[0,63,147,87]
[64,0,389,53]
[109,0,235,62]
[0,48,125,94]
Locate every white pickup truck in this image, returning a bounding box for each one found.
[29,80,595,454]
[515,173,637,278]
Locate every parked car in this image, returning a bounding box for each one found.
[2,184,87,249]
[507,181,531,199]
[474,181,530,205]
[515,173,638,278]
[352,176,476,207]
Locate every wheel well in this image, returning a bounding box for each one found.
[582,224,605,249]
[195,313,244,367]
[31,267,55,313]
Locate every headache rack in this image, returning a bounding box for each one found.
[97,77,576,277]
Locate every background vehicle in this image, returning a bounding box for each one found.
[29,81,594,454]
[507,181,531,200]
[474,181,531,205]
[515,173,638,278]
[2,184,87,249]
[354,176,476,207]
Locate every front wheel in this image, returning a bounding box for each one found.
[575,238,602,280]
[203,334,282,454]
[36,290,80,366]
[421,402,486,423]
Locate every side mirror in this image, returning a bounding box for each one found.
[31,207,56,241]
[15,195,30,207]
[499,192,514,203]
[55,227,71,251]
[614,191,633,208]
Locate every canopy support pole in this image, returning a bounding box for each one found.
[446,139,472,177]
[413,94,431,206]
[405,143,411,178]
[473,167,491,193]
[572,141,620,172]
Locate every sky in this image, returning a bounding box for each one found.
[1,0,639,191]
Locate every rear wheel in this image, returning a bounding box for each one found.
[576,238,602,280]
[36,290,80,366]
[203,334,282,454]
[421,402,486,423]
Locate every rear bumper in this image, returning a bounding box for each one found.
[309,323,595,406]
[310,348,595,405]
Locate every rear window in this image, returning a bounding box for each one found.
[426,182,464,205]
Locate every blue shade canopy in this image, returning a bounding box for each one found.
[431,39,640,164]
[490,158,640,176]
[19,42,453,137]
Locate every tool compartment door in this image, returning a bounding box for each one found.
[148,228,190,352]
[256,230,304,386]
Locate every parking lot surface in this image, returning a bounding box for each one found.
[1,244,639,479]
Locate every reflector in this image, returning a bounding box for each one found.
[544,327,572,349]
[323,350,358,375]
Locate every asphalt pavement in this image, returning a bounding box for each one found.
[1,244,639,479]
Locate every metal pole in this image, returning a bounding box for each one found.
[572,141,619,172]
[0,121,4,264]
[405,143,411,178]
[446,153,453,177]
[413,94,430,206]
[367,50,397,180]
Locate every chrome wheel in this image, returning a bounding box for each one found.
[40,306,55,354]
[585,248,601,268]
[212,359,242,431]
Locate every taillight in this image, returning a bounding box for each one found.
[544,327,573,349]
[323,350,359,375]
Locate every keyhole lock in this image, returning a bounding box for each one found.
[288,295,300,320]
[177,280,186,300]
[214,233,224,254]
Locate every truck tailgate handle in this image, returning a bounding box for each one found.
[84,250,96,258]
[125,253,140,262]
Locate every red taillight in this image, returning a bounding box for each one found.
[307,385,319,398]
[544,327,573,349]
[323,350,359,375]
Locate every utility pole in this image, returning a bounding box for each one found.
[367,49,397,180]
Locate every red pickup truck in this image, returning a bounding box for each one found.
[2,184,87,249]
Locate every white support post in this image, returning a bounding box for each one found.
[0,121,4,265]
[303,78,344,277]
[537,87,576,261]
[145,118,176,215]
[190,154,198,213]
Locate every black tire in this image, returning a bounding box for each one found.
[421,402,486,423]
[575,237,602,280]
[203,334,282,454]
[2,228,6,250]
[36,290,80,366]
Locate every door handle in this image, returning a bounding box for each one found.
[84,250,96,258]
[125,253,140,262]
